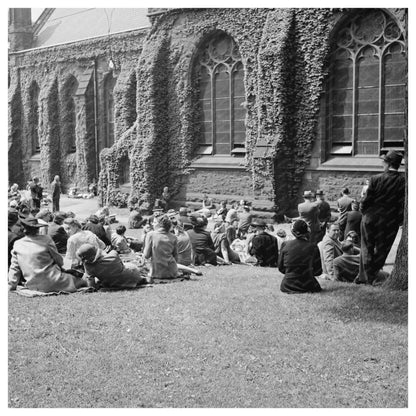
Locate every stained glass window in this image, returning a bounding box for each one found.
[195,32,246,156]
[328,10,406,157]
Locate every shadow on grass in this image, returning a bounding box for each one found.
[319,281,408,325]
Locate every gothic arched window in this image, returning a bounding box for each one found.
[61,75,78,153]
[28,81,40,155]
[104,72,116,147]
[327,10,406,157]
[195,32,246,156]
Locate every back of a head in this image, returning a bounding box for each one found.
[76,243,97,263]
[158,215,172,232]
[116,225,126,235]
[342,187,350,195]
[191,215,207,230]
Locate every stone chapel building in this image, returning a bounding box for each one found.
[8,8,407,214]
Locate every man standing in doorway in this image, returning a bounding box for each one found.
[355,150,405,285]
[50,175,61,212]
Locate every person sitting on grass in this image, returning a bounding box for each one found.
[8,209,23,269]
[76,243,148,289]
[35,208,53,235]
[211,220,240,264]
[333,240,360,283]
[128,205,147,229]
[177,207,193,231]
[187,216,229,266]
[216,201,228,221]
[225,218,239,246]
[64,218,106,270]
[319,223,342,281]
[225,202,239,225]
[248,219,279,267]
[83,214,111,246]
[8,216,87,293]
[237,205,253,239]
[279,219,322,294]
[111,225,132,255]
[143,214,179,279]
[48,212,68,254]
[345,230,361,252]
[171,219,203,276]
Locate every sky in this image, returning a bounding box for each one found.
[31,8,44,23]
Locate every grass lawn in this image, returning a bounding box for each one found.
[8,265,407,408]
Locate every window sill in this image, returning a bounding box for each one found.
[29,153,41,161]
[190,155,246,170]
[316,156,404,172]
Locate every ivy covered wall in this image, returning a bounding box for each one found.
[8,29,147,191]
[9,8,406,211]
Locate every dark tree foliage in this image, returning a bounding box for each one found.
[384,11,408,291]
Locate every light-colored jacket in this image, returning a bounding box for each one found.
[65,230,106,268]
[143,229,178,278]
[8,234,77,292]
[320,234,343,280]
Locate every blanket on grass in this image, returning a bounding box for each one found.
[12,276,197,297]
[12,285,95,298]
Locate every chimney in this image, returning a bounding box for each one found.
[8,8,33,52]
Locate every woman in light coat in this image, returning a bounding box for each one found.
[143,215,178,279]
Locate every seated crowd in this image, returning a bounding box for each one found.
[8,186,380,295]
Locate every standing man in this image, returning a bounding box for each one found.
[337,187,353,241]
[298,190,321,245]
[344,200,362,243]
[50,175,61,212]
[315,189,331,242]
[355,150,405,285]
[29,177,43,214]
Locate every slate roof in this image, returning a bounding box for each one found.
[33,8,150,48]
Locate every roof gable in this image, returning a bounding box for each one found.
[33,8,150,48]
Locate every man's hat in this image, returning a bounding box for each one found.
[20,216,48,228]
[303,190,314,199]
[8,209,19,226]
[381,150,403,166]
[315,189,325,196]
[251,218,266,228]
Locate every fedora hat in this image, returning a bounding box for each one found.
[20,215,47,228]
[303,190,314,199]
[381,150,403,166]
[251,218,266,228]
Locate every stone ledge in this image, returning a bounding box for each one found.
[190,156,247,170]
